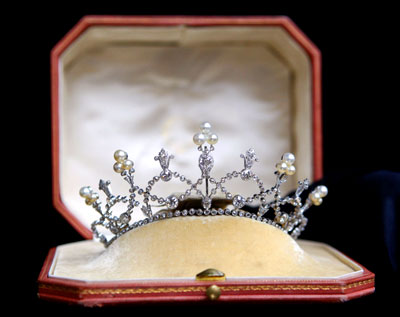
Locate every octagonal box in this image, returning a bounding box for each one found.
[38,16,374,306]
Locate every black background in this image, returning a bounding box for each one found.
[6,2,398,315]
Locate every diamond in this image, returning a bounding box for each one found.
[109,225,119,234]
[240,169,252,181]
[119,212,131,224]
[202,196,212,210]
[166,195,179,209]
[291,227,301,238]
[258,205,268,217]
[233,195,246,208]
[276,213,289,225]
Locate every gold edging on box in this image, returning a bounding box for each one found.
[39,278,374,296]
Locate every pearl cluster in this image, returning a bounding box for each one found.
[113,150,134,173]
[79,186,99,205]
[276,152,296,176]
[193,122,218,146]
[80,122,328,247]
[309,185,328,206]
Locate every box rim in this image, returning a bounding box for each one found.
[38,244,375,305]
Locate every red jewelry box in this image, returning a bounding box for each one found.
[38,15,374,306]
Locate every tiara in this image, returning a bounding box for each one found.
[80,122,328,247]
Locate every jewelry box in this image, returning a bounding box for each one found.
[38,16,374,306]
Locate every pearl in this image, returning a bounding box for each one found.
[79,186,92,198]
[122,159,134,170]
[113,162,124,173]
[312,197,323,206]
[276,162,288,174]
[85,192,99,205]
[114,150,128,163]
[317,185,328,197]
[193,133,206,145]
[200,122,212,134]
[89,192,99,201]
[207,133,218,145]
[310,192,323,205]
[281,152,295,165]
[286,165,296,176]
[310,192,321,201]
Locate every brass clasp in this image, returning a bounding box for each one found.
[196,268,226,281]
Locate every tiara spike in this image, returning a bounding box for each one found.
[99,179,114,200]
[80,123,328,247]
[155,148,174,182]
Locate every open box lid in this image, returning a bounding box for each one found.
[51,16,322,239]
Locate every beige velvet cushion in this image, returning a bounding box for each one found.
[51,216,357,281]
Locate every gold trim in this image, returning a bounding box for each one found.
[39,278,374,296]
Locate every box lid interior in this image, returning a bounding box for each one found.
[53,18,321,237]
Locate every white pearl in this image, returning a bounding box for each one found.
[312,197,323,206]
[286,164,296,176]
[310,191,320,200]
[276,162,288,174]
[85,192,99,205]
[122,159,134,170]
[200,122,212,134]
[193,133,206,145]
[310,192,323,205]
[207,133,218,145]
[113,162,124,173]
[114,150,128,163]
[281,152,295,165]
[79,186,92,198]
[317,185,328,197]
[89,192,99,201]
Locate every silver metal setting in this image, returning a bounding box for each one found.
[80,122,328,247]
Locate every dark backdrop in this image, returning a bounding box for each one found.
[6,3,398,315]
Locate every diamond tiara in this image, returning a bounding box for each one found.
[80,122,328,247]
